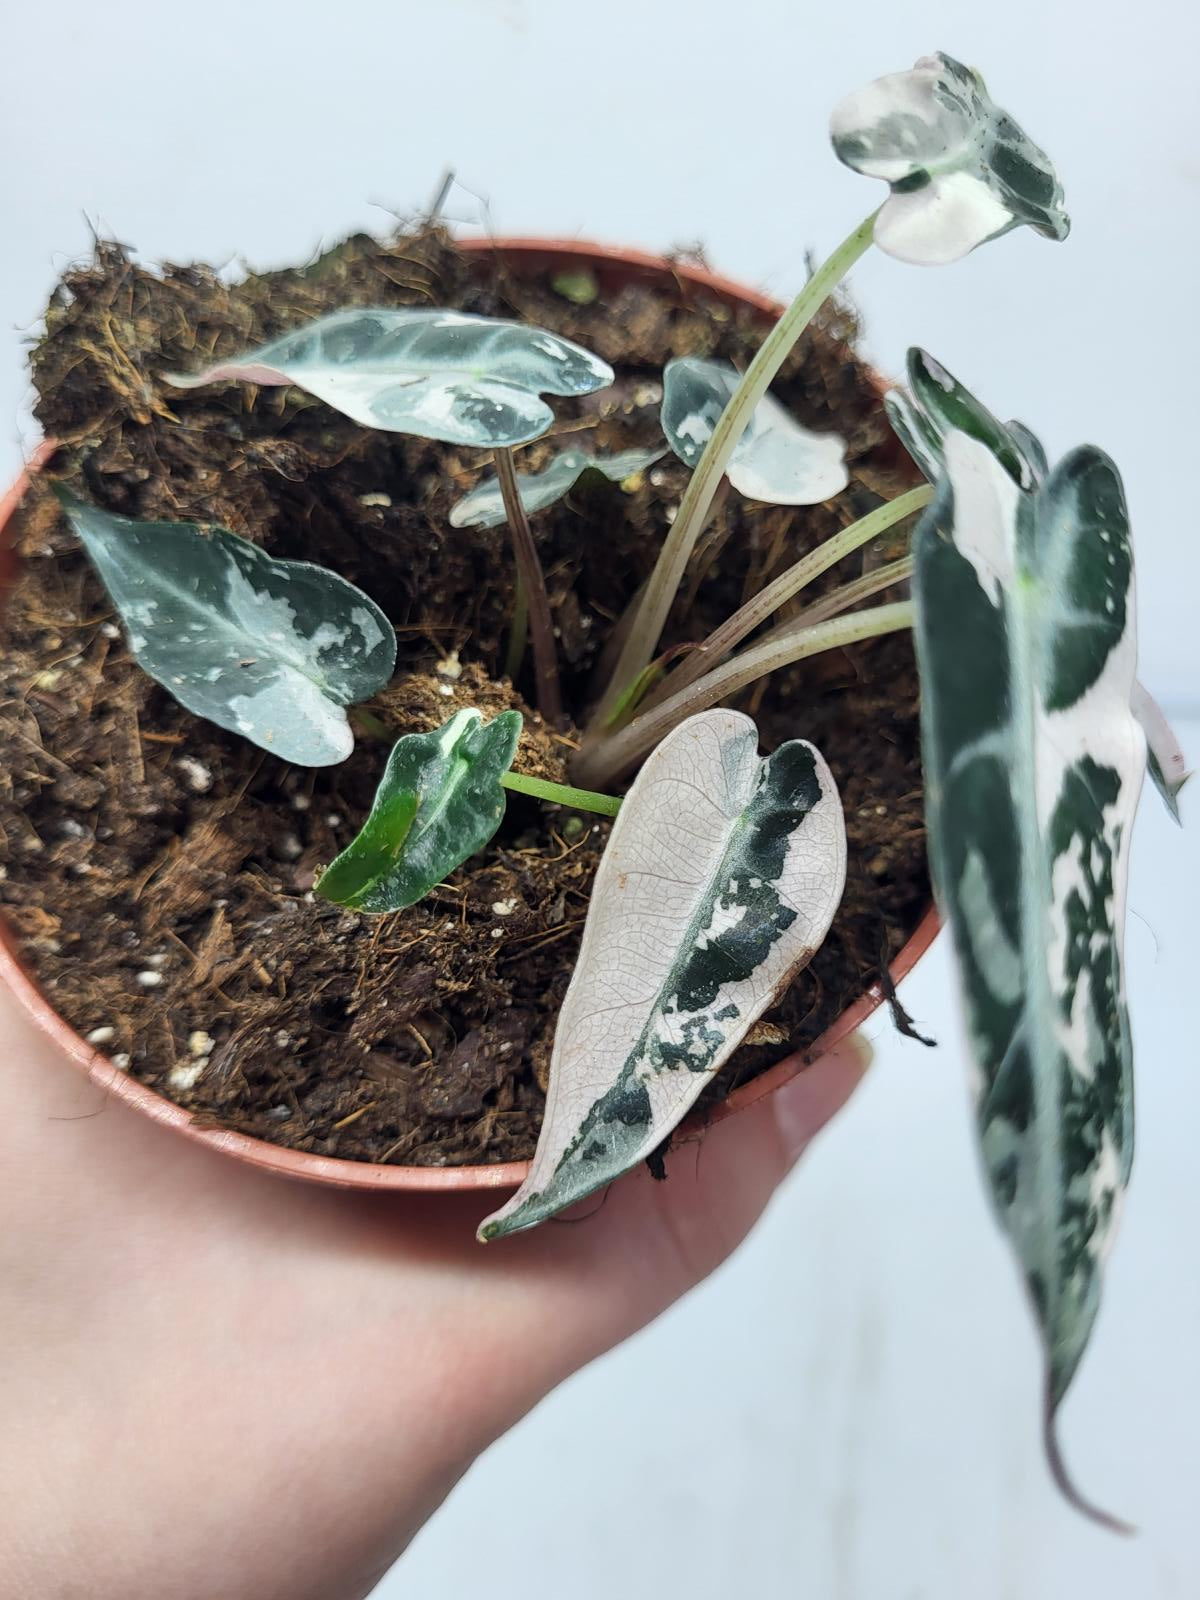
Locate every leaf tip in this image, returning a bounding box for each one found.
[1042,1382,1136,1536]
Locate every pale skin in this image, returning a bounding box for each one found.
[0,982,871,1600]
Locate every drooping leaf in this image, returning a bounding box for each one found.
[1131,682,1189,823]
[479,709,846,1240]
[449,445,665,529]
[890,347,1186,823]
[316,708,522,912]
[56,489,396,767]
[912,429,1144,1520]
[830,52,1069,265]
[167,309,614,449]
[661,358,849,505]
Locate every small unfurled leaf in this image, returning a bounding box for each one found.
[1131,683,1189,823]
[661,357,848,505]
[551,269,599,305]
[57,489,395,767]
[479,709,846,1240]
[449,445,665,530]
[167,309,614,449]
[913,429,1144,1522]
[831,52,1069,265]
[890,348,1185,824]
[316,708,522,912]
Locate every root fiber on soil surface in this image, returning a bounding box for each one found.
[0,226,929,1167]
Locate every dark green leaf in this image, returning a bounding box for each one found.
[316,708,522,912]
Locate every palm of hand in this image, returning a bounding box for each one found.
[0,983,865,1600]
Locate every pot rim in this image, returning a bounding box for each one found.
[0,236,940,1194]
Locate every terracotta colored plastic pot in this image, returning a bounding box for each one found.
[0,238,940,1193]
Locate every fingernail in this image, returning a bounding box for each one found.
[771,1033,873,1163]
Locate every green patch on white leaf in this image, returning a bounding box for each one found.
[479,708,846,1240]
[449,445,665,530]
[167,309,614,449]
[831,52,1069,265]
[913,429,1144,1525]
[316,708,522,912]
[56,489,396,767]
[661,357,848,505]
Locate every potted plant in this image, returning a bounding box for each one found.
[0,51,1185,1524]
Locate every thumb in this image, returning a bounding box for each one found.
[493,1033,875,1373]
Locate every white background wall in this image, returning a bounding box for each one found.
[2,2,1197,1594]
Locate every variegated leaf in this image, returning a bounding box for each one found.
[479,709,846,1240]
[167,309,614,449]
[830,53,1069,265]
[56,489,396,767]
[662,357,849,505]
[449,445,665,530]
[913,430,1144,1520]
[1131,683,1189,823]
[891,347,1185,823]
[316,708,522,912]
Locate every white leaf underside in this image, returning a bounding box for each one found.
[480,709,846,1239]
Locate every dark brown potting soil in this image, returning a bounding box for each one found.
[0,225,929,1167]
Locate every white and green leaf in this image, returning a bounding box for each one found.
[167,309,614,449]
[831,52,1069,265]
[890,347,1186,823]
[479,709,846,1240]
[316,707,522,912]
[913,430,1144,1522]
[449,444,665,530]
[661,357,849,506]
[57,489,396,767]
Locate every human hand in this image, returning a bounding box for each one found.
[0,982,870,1600]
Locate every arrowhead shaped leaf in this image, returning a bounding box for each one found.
[479,709,846,1240]
[913,430,1145,1517]
[316,707,522,912]
[662,357,849,505]
[167,309,614,449]
[449,444,665,529]
[57,490,396,767]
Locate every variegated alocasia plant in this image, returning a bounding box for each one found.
[661,357,849,505]
[479,709,846,1239]
[449,444,664,530]
[912,427,1145,1527]
[887,346,1187,822]
[56,489,396,766]
[170,309,617,728]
